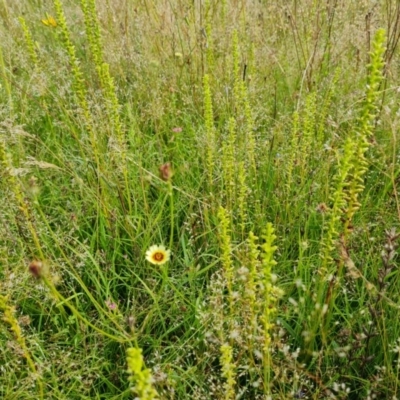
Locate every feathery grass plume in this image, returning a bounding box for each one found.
[221,117,236,209]
[126,347,159,399]
[343,28,386,238]
[284,111,300,212]
[18,17,39,66]
[247,42,255,82]
[0,40,13,115]
[220,343,236,400]
[259,222,281,394]
[0,295,43,398]
[203,74,215,190]
[204,0,214,72]
[232,30,241,111]
[299,92,317,183]
[303,92,317,141]
[220,0,227,24]
[0,139,43,258]
[317,68,340,144]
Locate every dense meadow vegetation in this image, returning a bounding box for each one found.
[1,0,400,398]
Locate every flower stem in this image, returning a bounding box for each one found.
[169,181,174,250]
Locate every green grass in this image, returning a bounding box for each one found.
[1,1,400,399]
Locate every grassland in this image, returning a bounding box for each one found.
[1,1,400,399]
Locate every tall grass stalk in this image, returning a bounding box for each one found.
[203,73,215,192]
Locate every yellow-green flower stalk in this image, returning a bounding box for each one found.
[80,0,125,162]
[245,231,260,357]
[0,295,43,398]
[344,28,386,238]
[222,117,236,209]
[53,0,89,119]
[53,0,101,166]
[18,17,39,66]
[98,63,124,145]
[0,40,13,115]
[237,161,248,236]
[232,30,256,171]
[126,347,159,399]
[79,0,104,68]
[320,137,355,272]
[204,0,214,72]
[310,136,355,350]
[259,222,281,394]
[299,92,317,183]
[220,0,227,24]
[99,62,128,211]
[241,80,256,173]
[232,30,241,110]
[218,206,234,327]
[238,68,256,173]
[220,343,236,400]
[315,30,387,346]
[52,0,114,220]
[247,43,255,83]
[203,74,215,190]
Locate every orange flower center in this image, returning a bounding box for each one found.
[153,252,164,261]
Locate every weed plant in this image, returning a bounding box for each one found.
[1,1,400,399]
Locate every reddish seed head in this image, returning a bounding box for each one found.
[316,203,328,213]
[159,162,173,182]
[29,260,43,278]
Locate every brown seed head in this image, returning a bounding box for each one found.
[316,203,328,213]
[159,162,173,182]
[29,260,43,278]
